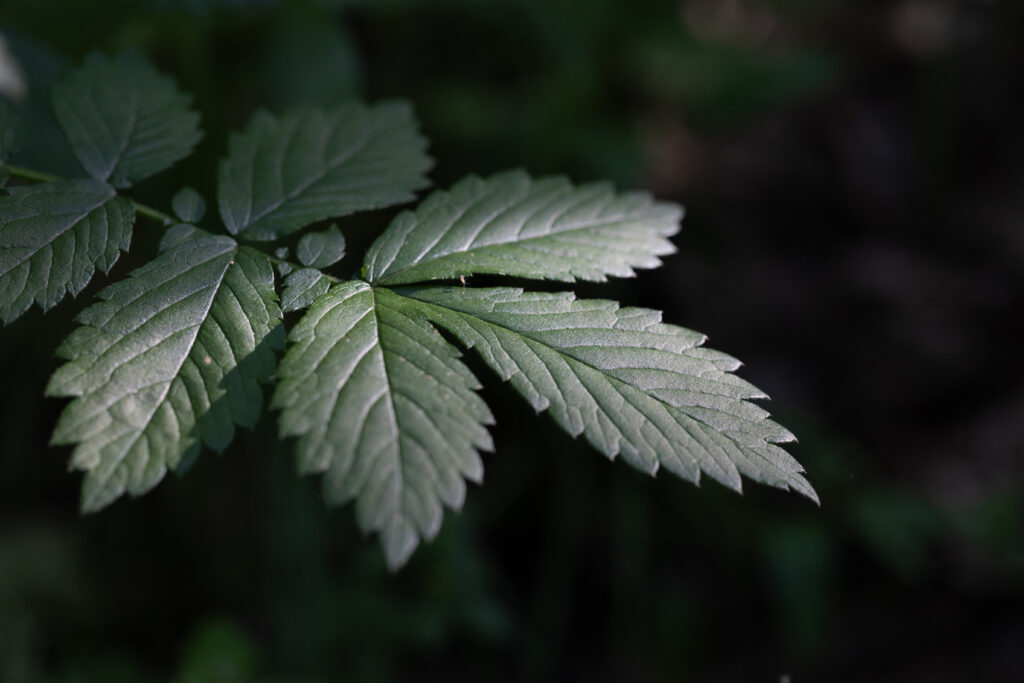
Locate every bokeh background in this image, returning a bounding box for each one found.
[1,0,1022,681]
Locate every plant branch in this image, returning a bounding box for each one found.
[4,163,177,225]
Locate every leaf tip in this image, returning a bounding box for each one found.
[79,484,115,515]
[787,474,819,506]
[381,517,419,572]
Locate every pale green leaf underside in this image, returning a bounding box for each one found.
[51,53,202,188]
[0,179,133,324]
[217,103,432,241]
[273,281,493,570]
[364,170,681,286]
[403,286,817,503]
[47,231,283,512]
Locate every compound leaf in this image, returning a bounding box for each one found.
[403,286,816,502]
[273,281,493,570]
[218,103,431,241]
[0,178,133,324]
[52,53,202,188]
[364,170,681,286]
[47,230,283,512]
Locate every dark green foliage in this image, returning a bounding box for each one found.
[281,267,331,313]
[297,225,345,269]
[51,53,202,188]
[171,186,206,224]
[217,104,431,241]
[0,178,133,323]
[47,229,283,511]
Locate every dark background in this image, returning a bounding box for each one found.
[1,0,1022,681]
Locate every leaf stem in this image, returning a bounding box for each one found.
[3,163,176,225]
[4,163,59,183]
[132,202,176,225]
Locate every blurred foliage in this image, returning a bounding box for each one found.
[1,0,1023,681]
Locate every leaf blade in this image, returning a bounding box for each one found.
[51,53,202,187]
[280,267,331,313]
[296,225,345,269]
[273,282,492,569]
[364,170,681,286]
[171,186,207,223]
[401,286,816,502]
[47,231,283,511]
[218,103,431,241]
[0,178,133,324]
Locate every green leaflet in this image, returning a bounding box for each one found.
[297,225,345,269]
[273,246,293,277]
[280,267,331,313]
[273,282,493,570]
[364,170,681,286]
[172,186,207,224]
[401,286,817,503]
[47,231,283,512]
[0,178,134,324]
[217,103,432,241]
[51,53,202,188]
